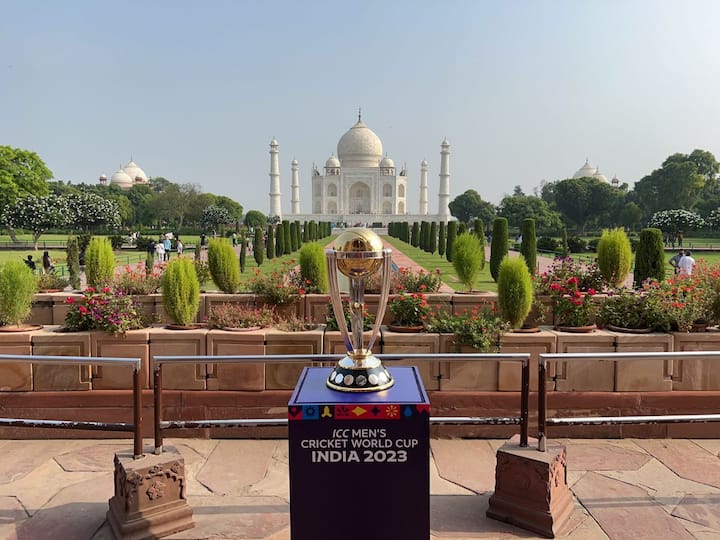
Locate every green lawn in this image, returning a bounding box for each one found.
[381,236,498,293]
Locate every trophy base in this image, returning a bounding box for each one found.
[326,356,394,392]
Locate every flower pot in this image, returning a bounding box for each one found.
[605,324,652,334]
[387,324,425,333]
[555,324,597,333]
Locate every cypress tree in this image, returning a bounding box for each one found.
[294,221,301,250]
[474,219,486,270]
[561,227,569,258]
[267,225,275,259]
[276,223,284,256]
[429,222,437,254]
[254,227,264,266]
[446,221,458,262]
[520,218,537,275]
[411,222,420,247]
[438,221,446,256]
[66,235,81,290]
[490,217,509,282]
[634,228,665,285]
[282,220,292,253]
[239,233,247,273]
[302,221,309,243]
[458,222,467,235]
[420,221,429,251]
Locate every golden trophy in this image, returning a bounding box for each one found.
[326,228,394,392]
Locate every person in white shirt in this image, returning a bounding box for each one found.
[677,250,695,277]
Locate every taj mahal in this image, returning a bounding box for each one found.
[268,112,452,225]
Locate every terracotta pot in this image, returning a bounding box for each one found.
[606,324,652,334]
[387,324,426,333]
[555,324,597,333]
[0,324,43,332]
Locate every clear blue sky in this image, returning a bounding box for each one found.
[2,0,720,216]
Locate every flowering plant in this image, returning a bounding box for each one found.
[115,262,163,295]
[64,287,148,335]
[275,313,319,332]
[641,276,711,332]
[36,272,69,291]
[388,292,430,327]
[396,267,442,293]
[549,276,598,327]
[425,307,509,351]
[325,301,376,331]
[535,257,604,296]
[206,303,276,330]
[598,289,659,330]
[249,261,303,305]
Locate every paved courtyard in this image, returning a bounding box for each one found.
[0,437,718,539]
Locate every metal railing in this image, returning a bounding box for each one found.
[0,354,144,458]
[152,353,530,454]
[538,351,720,451]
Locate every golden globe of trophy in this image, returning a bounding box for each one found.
[326,228,394,392]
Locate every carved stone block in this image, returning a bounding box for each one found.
[487,435,574,538]
[107,445,193,539]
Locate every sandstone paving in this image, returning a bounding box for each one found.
[600,458,720,511]
[0,457,105,515]
[0,495,28,539]
[692,439,720,457]
[14,472,113,540]
[245,444,289,500]
[430,455,475,496]
[167,437,219,459]
[196,440,279,496]
[572,471,696,539]
[431,439,497,494]
[672,493,720,531]
[430,493,536,538]
[635,439,720,489]
[166,495,290,539]
[565,441,651,472]
[54,443,127,472]
[0,439,88,484]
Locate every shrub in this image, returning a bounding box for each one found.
[283,220,292,254]
[108,234,125,249]
[567,236,587,253]
[206,304,276,330]
[561,228,569,257]
[537,236,559,253]
[249,260,302,305]
[194,259,212,286]
[85,237,115,289]
[633,228,665,285]
[299,243,328,293]
[0,260,37,326]
[325,301,375,331]
[519,218,537,275]
[161,258,200,326]
[389,292,430,327]
[275,223,284,256]
[115,261,162,294]
[453,233,483,291]
[397,267,442,293]
[497,255,534,329]
[411,222,420,247]
[239,233,247,273]
[445,221,458,262]
[587,238,601,252]
[429,222,437,254]
[597,228,632,288]
[208,239,240,293]
[490,217,509,282]
[425,308,509,351]
[37,272,70,291]
[66,235,81,290]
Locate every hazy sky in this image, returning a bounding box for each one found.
[3,0,720,216]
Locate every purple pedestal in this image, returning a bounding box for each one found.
[289,366,430,540]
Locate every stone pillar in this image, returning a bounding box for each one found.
[487,435,574,538]
[107,446,193,539]
[269,138,282,220]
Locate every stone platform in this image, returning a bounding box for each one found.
[0,438,718,539]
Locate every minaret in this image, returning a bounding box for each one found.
[291,159,300,215]
[269,138,282,219]
[419,159,429,215]
[438,139,451,220]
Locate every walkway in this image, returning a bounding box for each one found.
[0,437,718,539]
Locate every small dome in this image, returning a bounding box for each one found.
[325,154,340,168]
[573,159,597,179]
[380,156,395,168]
[110,168,133,187]
[593,167,607,182]
[611,175,620,186]
[270,137,279,146]
[441,138,450,146]
[291,159,298,165]
[99,174,107,180]
[122,160,147,183]
[421,159,428,167]
[337,119,383,167]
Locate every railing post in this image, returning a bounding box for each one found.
[520,357,529,447]
[538,355,547,452]
[154,361,163,455]
[133,365,143,458]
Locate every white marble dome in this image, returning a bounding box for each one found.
[379,156,395,168]
[110,168,133,187]
[325,154,340,168]
[593,167,607,182]
[122,160,147,183]
[337,119,383,167]
[573,159,597,179]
